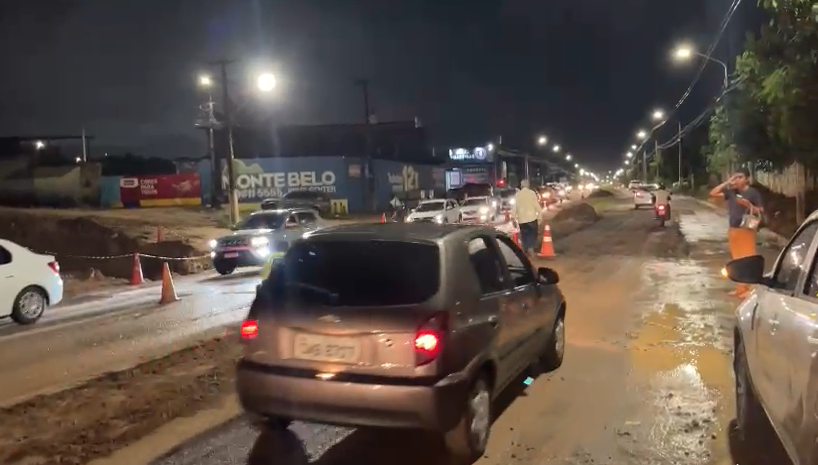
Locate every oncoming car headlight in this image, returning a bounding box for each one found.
[208,239,218,249]
[434,214,444,224]
[479,206,489,214]
[251,236,269,247]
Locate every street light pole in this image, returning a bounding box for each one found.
[642,151,647,182]
[677,121,683,187]
[213,59,240,224]
[206,95,219,209]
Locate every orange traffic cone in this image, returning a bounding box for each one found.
[130,253,144,285]
[159,262,179,304]
[156,226,164,242]
[512,230,522,248]
[382,213,386,223]
[537,224,556,258]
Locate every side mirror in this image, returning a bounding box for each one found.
[725,255,765,284]
[538,267,559,285]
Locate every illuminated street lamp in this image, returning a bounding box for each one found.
[552,144,561,153]
[199,75,213,87]
[257,73,277,92]
[579,169,585,175]
[673,44,729,88]
[626,152,633,158]
[565,154,572,161]
[625,160,630,165]
[652,109,665,121]
[636,130,647,140]
[487,143,494,151]
[631,144,637,150]
[537,135,547,146]
[574,163,579,168]
[34,140,45,150]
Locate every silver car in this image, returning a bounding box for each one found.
[236,223,566,461]
[727,211,818,465]
[208,208,326,275]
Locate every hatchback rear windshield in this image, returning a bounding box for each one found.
[279,240,440,306]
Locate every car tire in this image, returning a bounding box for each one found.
[539,313,565,372]
[734,339,773,442]
[443,375,492,462]
[214,262,236,276]
[10,286,47,325]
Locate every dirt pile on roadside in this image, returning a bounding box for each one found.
[548,203,601,241]
[553,203,600,223]
[0,209,210,280]
[0,332,241,465]
[587,189,614,198]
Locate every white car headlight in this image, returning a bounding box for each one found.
[208,239,218,249]
[434,214,444,224]
[251,236,269,247]
[479,206,489,213]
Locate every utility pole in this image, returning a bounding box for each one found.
[204,94,219,209]
[655,140,660,180]
[355,78,374,211]
[677,121,683,187]
[211,59,239,224]
[642,150,647,183]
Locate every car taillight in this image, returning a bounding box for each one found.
[48,261,60,273]
[658,205,666,211]
[415,312,447,366]
[241,319,259,339]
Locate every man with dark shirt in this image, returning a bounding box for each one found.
[709,167,764,298]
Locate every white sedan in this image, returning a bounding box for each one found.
[633,188,655,209]
[406,199,460,224]
[0,239,63,325]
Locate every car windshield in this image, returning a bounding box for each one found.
[278,240,440,306]
[416,201,445,212]
[463,198,488,206]
[236,213,287,230]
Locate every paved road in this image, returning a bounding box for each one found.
[151,195,790,465]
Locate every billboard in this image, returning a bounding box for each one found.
[373,160,446,210]
[119,173,202,207]
[220,157,357,213]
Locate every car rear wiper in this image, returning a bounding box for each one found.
[285,281,340,303]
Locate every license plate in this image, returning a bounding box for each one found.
[293,333,361,363]
[224,252,239,258]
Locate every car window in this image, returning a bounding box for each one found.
[0,246,11,265]
[416,201,445,212]
[279,240,439,306]
[467,237,506,294]
[775,222,818,292]
[295,212,318,225]
[495,236,535,286]
[237,213,286,230]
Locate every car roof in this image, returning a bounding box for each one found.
[304,223,494,244]
[249,207,314,216]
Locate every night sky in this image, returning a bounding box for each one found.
[0,0,758,171]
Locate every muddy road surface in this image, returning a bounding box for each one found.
[151,196,789,465]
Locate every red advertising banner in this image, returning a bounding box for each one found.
[119,173,202,207]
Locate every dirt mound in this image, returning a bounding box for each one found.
[553,203,600,223]
[0,210,210,280]
[587,189,614,198]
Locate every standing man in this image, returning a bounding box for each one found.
[513,179,543,257]
[709,167,764,298]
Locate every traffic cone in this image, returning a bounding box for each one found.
[156,226,164,242]
[382,213,386,223]
[159,262,179,304]
[537,224,556,258]
[130,253,144,285]
[512,230,522,248]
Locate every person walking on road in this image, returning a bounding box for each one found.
[709,167,764,298]
[513,179,543,257]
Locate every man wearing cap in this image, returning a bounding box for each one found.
[513,179,543,257]
[709,167,764,298]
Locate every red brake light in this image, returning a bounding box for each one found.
[658,205,666,211]
[241,319,259,339]
[48,261,60,273]
[415,313,447,366]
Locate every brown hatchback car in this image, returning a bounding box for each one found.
[236,223,566,462]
